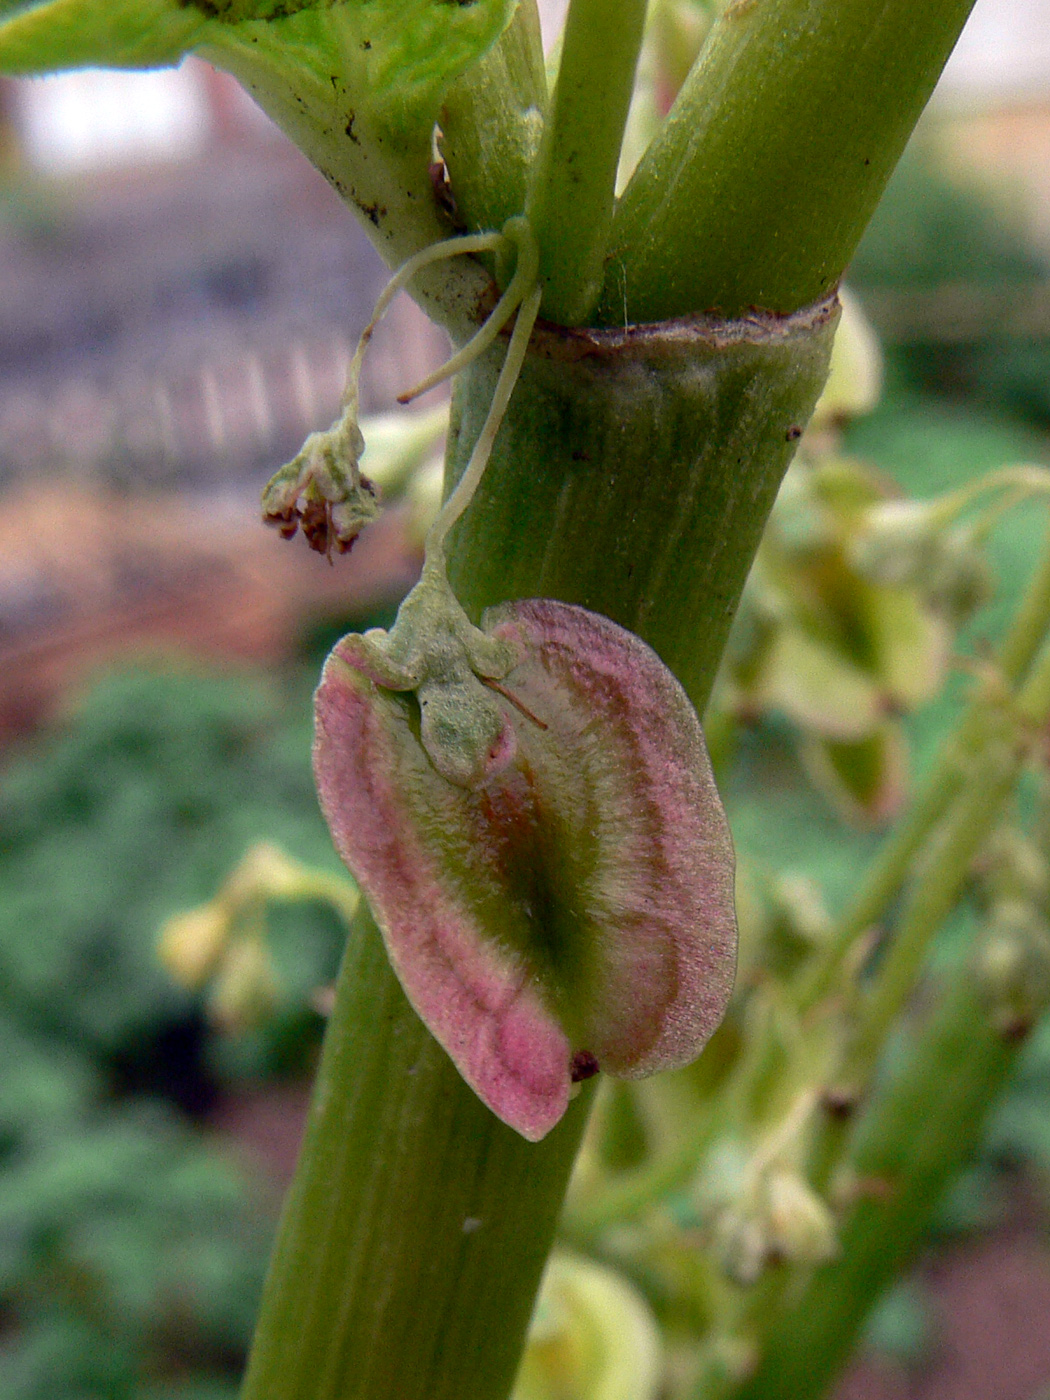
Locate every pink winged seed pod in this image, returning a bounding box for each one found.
[313,599,737,1141]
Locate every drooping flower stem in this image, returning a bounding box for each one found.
[424,274,542,562]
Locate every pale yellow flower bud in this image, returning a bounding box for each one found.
[158,903,232,990]
[809,287,883,431]
[207,936,280,1034]
[513,1251,662,1400]
[765,1170,839,1267]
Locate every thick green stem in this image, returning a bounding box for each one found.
[242,301,836,1400]
[597,0,978,322]
[527,0,648,325]
[445,299,838,707]
[241,904,594,1400]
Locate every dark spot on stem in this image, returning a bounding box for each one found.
[570,1050,600,1083]
[429,158,459,224]
[785,424,803,441]
[1001,1017,1033,1044]
[821,1087,858,1120]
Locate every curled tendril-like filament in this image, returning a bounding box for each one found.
[263,215,540,562]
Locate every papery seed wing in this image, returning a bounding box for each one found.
[314,657,572,1142]
[314,601,737,1141]
[483,600,737,1080]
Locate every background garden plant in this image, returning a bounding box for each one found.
[4,2,1050,1399]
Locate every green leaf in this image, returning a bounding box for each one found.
[0,0,206,72]
[859,579,949,711]
[329,0,517,128]
[0,0,516,135]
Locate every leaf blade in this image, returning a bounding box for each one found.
[0,0,516,136]
[0,0,205,72]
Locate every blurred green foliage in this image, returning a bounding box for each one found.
[851,140,1050,425]
[852,141,1043,291]
[728,391,1049,902]
[0,662,354,1397]
[0,667,348,1084]
[717,392,1050,1378]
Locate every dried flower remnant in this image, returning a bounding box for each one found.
[314,597,738,1141]
[261,216,536,562]
[261,419,380,558]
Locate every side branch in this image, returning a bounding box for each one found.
[598,0,977,322]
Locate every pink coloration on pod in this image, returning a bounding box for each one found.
[313,599,737,1141]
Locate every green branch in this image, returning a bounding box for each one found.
[734,972,1028,1400]
[801,519,1050,1014]
[438,0,548,239]
[597,0,978,322]
[527,0,648,325]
